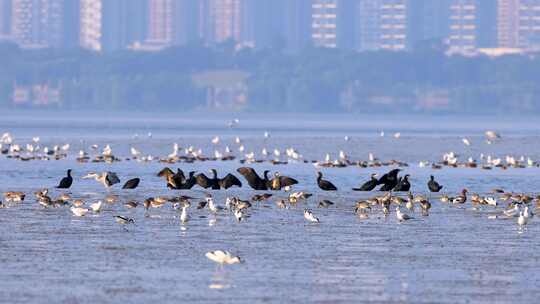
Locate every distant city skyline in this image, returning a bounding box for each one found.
[0,0,540,54]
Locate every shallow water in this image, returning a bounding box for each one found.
[0,111,539,303]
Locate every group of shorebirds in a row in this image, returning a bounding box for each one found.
[0,130,536,170]
[1,166,536,227]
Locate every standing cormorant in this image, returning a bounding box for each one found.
[57,169,73,189]
[317,172,337,191]
[378,169,401,191]
[353,173,378,191]
[236,167,268,190]
[393,174,411,192]
[427,175,443,192]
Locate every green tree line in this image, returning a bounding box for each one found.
[1,41,540,113]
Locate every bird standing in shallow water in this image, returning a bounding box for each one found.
[90,201,102,213]
[318,200,334,208]
[419,199,431,216]
[394,174,411,192]
[71,206,89,217]
[206,195,223,213]
[353,173,378,191]
[234,209,245,222]
[122,178,140,189]
[427,175,443,192]
[518,211,528,229]
[396,207,413,222]
[378,169,401,191]
[114,215,135,226]
[452,189,468,204]
[180,203,190,224]
[83,172,121,188]
[4,191,25,203]
[354,201,371,214]
[317,172,337,191]
[304,209,320,223]
[57,169,73,189]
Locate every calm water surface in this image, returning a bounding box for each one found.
[0,111,539,303]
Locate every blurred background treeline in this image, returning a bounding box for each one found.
[2,41,540,114]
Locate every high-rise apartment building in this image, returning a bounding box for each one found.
[447,0,478,52]
[497,0,540,50]
[517,0,540,49]
[200,0,242,44]
[80,0,146,52]
[147,0,173,45]
[311,0,338,48]
[498,0,520,47]
[11,0,65,48]
[357,0,408,51]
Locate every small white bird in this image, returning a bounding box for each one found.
[324,153,331,163]
[523,205,534,218]
[344,135,350,141]
[130,146,141,158]
[396,207,413,222]
[211,136,220,145]
[168,143,179,158]
[70,207,89,217]
[485,130,500,140]
[462,138,471,146]
[90,201,102,213]
[418,161,429,168]
[405,200,414,212]
[504,204,520,217]
[180,205,189,224]
[205,250,241,265]
[518,211,528,228]
[235,136,241,144]
[483,197,497,207]
[264,131,270,139]
[393,132,401,139]
[234,209,244,222]
[227,118,240,128]
[206,197,222,213]
[102,144,113,156]
[304,209,319,223]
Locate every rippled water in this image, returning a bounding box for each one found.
[0,111,539,303]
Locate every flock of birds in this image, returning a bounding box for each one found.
[2,163,538,265]
[1,128,538,266]
[0,130,538,171]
